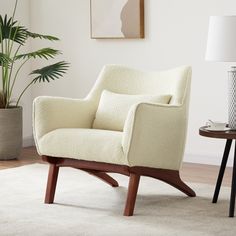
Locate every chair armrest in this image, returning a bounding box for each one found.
[33,96,96,141]
[122,102,188,170]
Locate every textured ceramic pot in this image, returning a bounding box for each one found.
[0,107,22,160]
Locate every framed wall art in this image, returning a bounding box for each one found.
[90,0,144,39]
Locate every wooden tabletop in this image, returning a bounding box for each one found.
[199,126,236,139]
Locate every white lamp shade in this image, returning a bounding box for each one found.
[205,16,236,62]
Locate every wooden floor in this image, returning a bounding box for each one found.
[0,147,233,187]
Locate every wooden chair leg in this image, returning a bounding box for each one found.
[82,170,119,187]
[45,164,59,204]
[168,175,196,197]
[124,174,140,216]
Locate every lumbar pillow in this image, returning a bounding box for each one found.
[93,90,171,131]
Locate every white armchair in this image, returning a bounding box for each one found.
[33,65,195,216]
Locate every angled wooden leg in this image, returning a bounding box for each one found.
[81,169,119,187]
[130,167,196,197]
[171,175,196,197]
[45,164,59,204]
[124,174,140,216]
[159,171,196,197]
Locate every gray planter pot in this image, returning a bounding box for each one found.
[0,107,22,160]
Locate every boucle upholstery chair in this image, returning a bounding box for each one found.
[33,65,196,216]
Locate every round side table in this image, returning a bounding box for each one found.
[199,126,236,217]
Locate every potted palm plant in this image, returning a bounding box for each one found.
[0,0,69,160]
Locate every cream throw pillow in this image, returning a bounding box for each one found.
[93,90,171,131]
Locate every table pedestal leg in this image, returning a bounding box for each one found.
[229,141,236,217]
[212,139,232,203]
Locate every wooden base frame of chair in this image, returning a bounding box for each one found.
[42,155,196,216]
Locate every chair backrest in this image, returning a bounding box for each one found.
[86,65,192,107]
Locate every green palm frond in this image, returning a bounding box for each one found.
[0,53,11,66]
[0,0,69,108]
[31,61,69,83]
[26,31,59,41]
[16,48,61,60]
[0,15,27,45]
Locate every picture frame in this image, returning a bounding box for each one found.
[90,0,144,39]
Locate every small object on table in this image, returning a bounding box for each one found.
[199,126,236,217]
[205,120,228,131]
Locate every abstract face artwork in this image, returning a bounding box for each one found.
[90,0,144,39]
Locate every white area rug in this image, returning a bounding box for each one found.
[0,164,235,236]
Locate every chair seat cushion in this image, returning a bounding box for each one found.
[38,128,127,165]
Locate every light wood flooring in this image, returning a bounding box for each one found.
[0,147,233,187]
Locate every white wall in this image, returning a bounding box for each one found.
[1,0,33,146]
[5,0,236,166]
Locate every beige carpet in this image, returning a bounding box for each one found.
[0,164,235,236]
